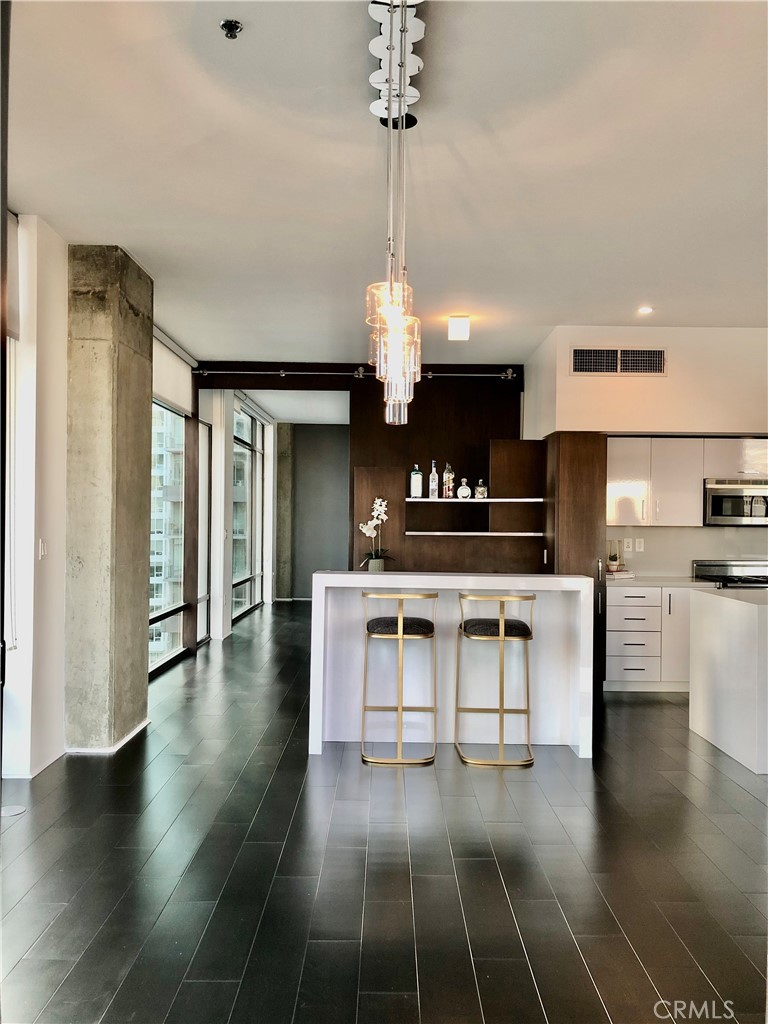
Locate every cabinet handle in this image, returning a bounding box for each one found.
[641,499,646,521]
[624,668,645,672]
[624,616,646,621]
[625,595,646,599]
[668,594,671,614]
[597,558,603,582]
[656,499,660,521]
[543,549,547,566]
[598,592,602,614]
[624,642,645,646]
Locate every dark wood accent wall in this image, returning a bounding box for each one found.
[349,374,524,564]
[353,439,548,575]
[545,431,608,707]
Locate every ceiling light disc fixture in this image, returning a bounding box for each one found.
[369,33,414,61]
[368,2,421,24]
[637,305,654,315]
[378,85,420,104]
[369,56,423,88]
[448,315,471,341]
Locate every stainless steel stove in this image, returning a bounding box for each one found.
[693,559,768,589]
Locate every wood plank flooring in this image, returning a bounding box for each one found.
[1,602,766,1023]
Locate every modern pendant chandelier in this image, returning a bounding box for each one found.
[365,0,425,426]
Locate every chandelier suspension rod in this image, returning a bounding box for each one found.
[396,0,407,286]
[386,4,396,291]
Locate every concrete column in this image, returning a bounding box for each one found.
[65,246,153,749]
[275,423,294,599]
[209,390,234,640]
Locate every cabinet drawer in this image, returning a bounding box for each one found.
[606,586,661,606]
[607,606,662,632]
[606,655,661,682]
[606,631,661,657]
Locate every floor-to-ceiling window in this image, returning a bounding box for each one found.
[148,403,185,668]
[232,408,264,617]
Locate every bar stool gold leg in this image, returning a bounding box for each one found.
[361,591,438,767]
[454,593,535,769]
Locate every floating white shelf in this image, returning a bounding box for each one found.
[404,531,544,538]
[405,497,544,504]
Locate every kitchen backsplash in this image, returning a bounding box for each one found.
[605,526,768,576]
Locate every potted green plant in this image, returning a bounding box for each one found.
[359,497,394,572]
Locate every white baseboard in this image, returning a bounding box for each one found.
[67,717,151,755]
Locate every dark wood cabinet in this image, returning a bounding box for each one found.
[545,431,607,710]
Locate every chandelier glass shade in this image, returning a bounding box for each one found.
[364,0,425,425]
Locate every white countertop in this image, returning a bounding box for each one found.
[606,575,717,588]
[694,588,768,606]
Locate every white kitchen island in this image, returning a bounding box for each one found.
[689,588,768,773]
[309,571,594,757]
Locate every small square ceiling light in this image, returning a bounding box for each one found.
[448,315,470,341]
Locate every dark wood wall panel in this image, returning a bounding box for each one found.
[349,376,523,564]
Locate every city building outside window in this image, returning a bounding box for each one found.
[148,403,185,668]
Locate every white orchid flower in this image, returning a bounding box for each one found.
[358,522,377,538]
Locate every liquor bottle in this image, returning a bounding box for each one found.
[410,464,423,498]
[474,479,488,499]
[442,462,455,499]
[428,460,439,500]
[456,478,472,500]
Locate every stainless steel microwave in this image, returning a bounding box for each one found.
[704,479,768,526]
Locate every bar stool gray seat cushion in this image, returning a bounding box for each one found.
[367,616,434,636]
[462,617,532,638]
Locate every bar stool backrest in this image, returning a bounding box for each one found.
[363,591,438,639]
[458,592,535,640]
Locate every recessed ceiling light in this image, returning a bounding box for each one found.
[637,305,654,316]
[448,315,471,341]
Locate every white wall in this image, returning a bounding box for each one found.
[152,337,193,415]
[524,325,768,437]
[3,216,68,778]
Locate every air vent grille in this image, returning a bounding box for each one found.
[572,348,618,374]
[570,347,666,376]
[620,349,665,374]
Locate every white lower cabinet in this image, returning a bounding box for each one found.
[606,587,661,689]
[605,584,714,691]
[660,587,691,683]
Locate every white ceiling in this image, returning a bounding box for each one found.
[246,389,349,424]
[8,2,767,364]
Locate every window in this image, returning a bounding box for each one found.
[149,403,186,668]
[232,406,265,617]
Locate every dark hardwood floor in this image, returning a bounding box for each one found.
[1,602,766,1024]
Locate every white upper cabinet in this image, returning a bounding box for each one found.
[607,437,704,526]
[607,438,650,525]
[703,438,768,479]
[650,438,704,526]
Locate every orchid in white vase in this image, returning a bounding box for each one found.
[359,497,394,568]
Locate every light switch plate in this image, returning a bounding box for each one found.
[635,538,645,552]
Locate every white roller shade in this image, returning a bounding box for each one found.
[7,211,19,339]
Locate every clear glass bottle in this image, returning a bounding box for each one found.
[410,464,423,498]
[474,479,488,499]
[456,478,471,500]
[442,462,455,499]
[428,460,439,500]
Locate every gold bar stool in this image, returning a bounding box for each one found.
[361,591,438,766]
[454,593,536,768]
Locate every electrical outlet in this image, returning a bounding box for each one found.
[623,538,633,554]
[635,538,644,552]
